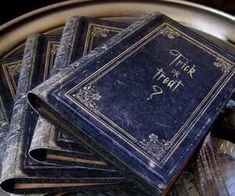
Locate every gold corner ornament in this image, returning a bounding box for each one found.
[214,56,233,73]
[72,84,101,110]
[7,62,21,78]
[91,26,110,38]
[137,133,171,161]
[159,26,180,39]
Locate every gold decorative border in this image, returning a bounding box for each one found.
[43,41,60,81]
[65,22,235,167]
[83,23,122,55]
[2,60,22,99]
[1,41,59,100]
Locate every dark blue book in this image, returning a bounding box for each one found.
[28,16,228,196]
[28,13,235,194]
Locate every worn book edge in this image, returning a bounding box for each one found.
[1,34,39,190]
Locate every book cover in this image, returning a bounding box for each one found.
[30,16,127,166]
[1,34,129,194]
[28,13,235,194]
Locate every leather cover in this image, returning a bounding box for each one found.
[28,13,235,194]
[0,34,129,194]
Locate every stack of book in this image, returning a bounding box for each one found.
[0,13,234,195]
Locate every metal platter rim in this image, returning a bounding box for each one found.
[1,0,235,56]
[1,0,234,31]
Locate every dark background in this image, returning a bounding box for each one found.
[0,0,234,26]
[191,0,235,14]
[0,0,65,25]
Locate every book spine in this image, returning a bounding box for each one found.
[52,16,80,75]
[1,35,39,182]
[0,96,8,123]
[30,17,81,158]
[48,16,81,145]
[0,96,9,169]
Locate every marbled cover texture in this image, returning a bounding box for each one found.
[0,34,129,194]
[28,13,235,194]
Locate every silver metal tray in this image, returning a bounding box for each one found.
[0,0,234,195]
[1,0,235,57]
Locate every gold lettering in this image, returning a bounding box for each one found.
[148,85,163,100]
[172,80,184,91]
[163,77,170,84]
[167,80,176,89]
[151,67,184,95]
[149,48,197,100]
[188,65,196,78]
[153,68,164,80]
[176,60,184,67]
[169,49,183,66]
[169,49,196,78]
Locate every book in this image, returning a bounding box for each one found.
[0,51,23,196]
[0,16,206,196]
[31,16,235,167]
[29,17,127,166]
[1,34,129,194]
[28,12,235,194]
[0,26,204,196]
